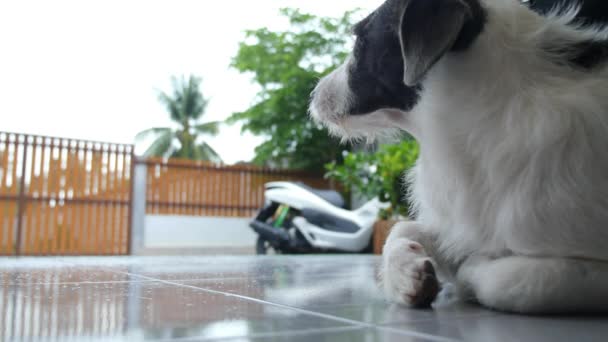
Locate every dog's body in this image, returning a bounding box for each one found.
[310,0,608,313]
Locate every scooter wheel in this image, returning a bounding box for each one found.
[256,237,281,255]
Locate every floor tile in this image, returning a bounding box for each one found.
[0,257,145,285]
[121,255,379,282]
[1,266,132,285]
[1,277,351,341]
[173,273,496,325]
[386,313,608,342]
[186,326,445,342]
[2,255,608,342]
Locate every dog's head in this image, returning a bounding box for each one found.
[309,0,608,142]
[310,0,486,141]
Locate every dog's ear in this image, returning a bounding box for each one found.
[399,0,472,86]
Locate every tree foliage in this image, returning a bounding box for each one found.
[136,75,222,162]
[228,8,359,171]
[325,140,420,219]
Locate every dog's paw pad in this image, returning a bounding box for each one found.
[406,260,440,307]
[382,240,440,308]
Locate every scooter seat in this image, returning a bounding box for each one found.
[295,182,346,208]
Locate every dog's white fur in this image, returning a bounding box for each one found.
[311,0,608,313]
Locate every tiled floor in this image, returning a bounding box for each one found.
[1,255,607,341]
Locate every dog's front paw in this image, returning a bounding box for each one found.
[381,238,440,307]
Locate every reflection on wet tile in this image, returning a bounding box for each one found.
[175,274,494,325]
[185,273,375,299]
[123,255,381,282]
[1,267,131,285]
[0,257,139,285]
[200,326,438,342]
[1,279,349,341]
[1,256,608,342]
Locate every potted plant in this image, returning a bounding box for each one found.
[325,140,419,254]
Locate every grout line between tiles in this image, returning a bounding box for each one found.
[109,269,459,342]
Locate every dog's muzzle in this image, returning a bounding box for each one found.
[310,62,353,127]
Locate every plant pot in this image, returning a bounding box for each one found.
[372,219,398,255]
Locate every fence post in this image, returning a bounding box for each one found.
[15,135,28,256]
[129,159,147,255]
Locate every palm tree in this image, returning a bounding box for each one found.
[136,75,222,162]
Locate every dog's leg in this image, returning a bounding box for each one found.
[457,255,608,313]
[381,221,442,307]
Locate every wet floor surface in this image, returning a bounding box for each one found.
[1,255,607,341]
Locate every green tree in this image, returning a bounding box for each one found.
[136,75,222,162]
[228,8,358,171]
[325,140,420,219]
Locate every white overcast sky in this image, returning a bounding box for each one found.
[0,0,383,164]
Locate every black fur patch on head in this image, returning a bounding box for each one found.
[569,41,608,68]
[527,0,608,26]
[527,0,608,69]
[346,0,485,116]
[348,3,421,116]
[452,0,487,52]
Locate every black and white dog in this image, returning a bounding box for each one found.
[310,0,608,313]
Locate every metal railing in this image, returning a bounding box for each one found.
[0,131,337,256]
[0,132,133,256]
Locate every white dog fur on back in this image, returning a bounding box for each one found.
[311,0,608,313]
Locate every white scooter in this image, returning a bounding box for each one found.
[250,181,389,254]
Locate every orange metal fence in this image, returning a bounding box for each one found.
[142,158,336,217]
[0,131,337,256]
[0,132,133,256]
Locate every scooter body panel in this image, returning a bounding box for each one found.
[260,181,389,252]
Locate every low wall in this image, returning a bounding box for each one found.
[143,215,257,250]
